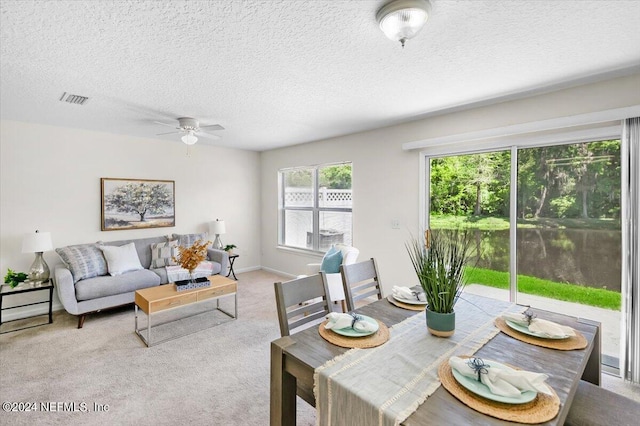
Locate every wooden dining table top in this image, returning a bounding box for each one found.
[270,294,601,426]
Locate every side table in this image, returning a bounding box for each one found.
[226,254,239,280]
[0,279,54,334]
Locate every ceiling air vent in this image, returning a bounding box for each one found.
[59,92,89,105]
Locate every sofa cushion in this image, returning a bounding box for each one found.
[55,244,108,283]
[150,267,170,284]
[99,243,144,276]
[150,240,179,268]
[172,232,210,248]
[320,246,343,273]
[75,269,161,301]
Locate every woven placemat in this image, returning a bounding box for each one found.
[495,317,587,350]
[386,295,426,311]
[438,359,560,424]
[318,319,390,349]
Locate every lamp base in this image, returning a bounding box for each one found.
[213,235,223,250]
[28,252,50,283]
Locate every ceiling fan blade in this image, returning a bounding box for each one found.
[197,132,221,140]
[156,130,181,136]
[200,124,225,131]
[154,121,178,129]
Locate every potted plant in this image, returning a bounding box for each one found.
[173,240,211,282]
[223,244,237,255]
[406,229,475,337]
[4,269,28,288]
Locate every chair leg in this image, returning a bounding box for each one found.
[77,315,86,329]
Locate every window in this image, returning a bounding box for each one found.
[279,162,352,252]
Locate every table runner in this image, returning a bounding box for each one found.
[314,295,523,426]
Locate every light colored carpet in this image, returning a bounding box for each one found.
[2,270,638,426]
[0,270,316,426]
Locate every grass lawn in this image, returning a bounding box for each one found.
[430,214,620,231]
[465,267,621,310]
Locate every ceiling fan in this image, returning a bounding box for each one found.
[154,117,224,145]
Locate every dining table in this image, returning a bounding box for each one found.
[270,293,601,426]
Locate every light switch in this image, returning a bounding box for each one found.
[391,219,400,229]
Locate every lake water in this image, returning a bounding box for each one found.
[468,228,622,292]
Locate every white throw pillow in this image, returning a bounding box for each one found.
[99,242,144,276]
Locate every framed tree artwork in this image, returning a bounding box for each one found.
[101,178,175,231]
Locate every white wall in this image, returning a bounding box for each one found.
[260,73,640,296]
[0,120,261,317]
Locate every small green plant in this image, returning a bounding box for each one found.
[406,229,476,313]
[223,244,237,252]
[4,268,28,288]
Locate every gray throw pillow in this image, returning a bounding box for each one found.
[172,232,209,248]
[55,244,108,283]
[150,240,179,268]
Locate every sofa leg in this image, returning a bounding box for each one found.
[77,315,86,329]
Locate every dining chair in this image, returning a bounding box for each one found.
[273,273,333,407]
[274,273,333,337]
[305,245,360,312]
[565,380,640,426]
[340,258,383,312]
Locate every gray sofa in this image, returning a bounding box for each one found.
[54,234,229,328]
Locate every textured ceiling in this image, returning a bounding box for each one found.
[1,0,640,151]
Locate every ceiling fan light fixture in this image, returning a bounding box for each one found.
[181,131,198,145]
[376,0,431,48]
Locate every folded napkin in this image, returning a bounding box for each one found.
[502,312,575,338]
[449,356,552,398]
[324,312,378,333]
[392,286,426,302]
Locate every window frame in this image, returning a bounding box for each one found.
[278,162,352,253]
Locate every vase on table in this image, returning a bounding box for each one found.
[425,309,455,337]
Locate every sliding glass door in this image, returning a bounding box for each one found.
[427,139,622,369]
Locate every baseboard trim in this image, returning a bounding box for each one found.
[1,301,64,322]
[234,265,262,274]
[259,266,297,279]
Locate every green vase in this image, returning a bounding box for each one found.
[425,309,455,337]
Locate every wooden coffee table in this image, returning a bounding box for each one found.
[134,275,237,347]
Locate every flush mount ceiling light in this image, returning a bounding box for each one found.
[376,0,432,48]
[181,130,198,145]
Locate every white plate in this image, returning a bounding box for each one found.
[451,360,541,404]
[392,294,428,305]
[330,315,379,337]
[505,320,571,340]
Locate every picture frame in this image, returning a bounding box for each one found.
[101,178,175,231]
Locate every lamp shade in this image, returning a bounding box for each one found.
[22,231,53,253]
[209,220,226,235]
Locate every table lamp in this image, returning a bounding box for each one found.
[209,219,226,250]
[22,230,53,283]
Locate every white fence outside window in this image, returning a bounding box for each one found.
[283,188,352,249]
